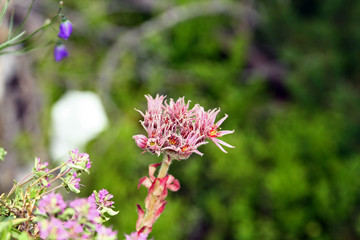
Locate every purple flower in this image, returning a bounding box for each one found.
[38,217,69,240]
[58,19,73,40]
[38,193,67,215]
[54,44,68,62]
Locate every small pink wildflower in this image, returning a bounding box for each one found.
[70,197,101,224]
[63,220,85,239]
[69,172,81,190]
[91,188,115,208]
[38,217,69,240]
[69,149,92,170]
[195,106,235,153]
[34,157,49,172]
[133,95,234,159]
[38,193,67,215]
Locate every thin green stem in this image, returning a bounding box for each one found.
[27,162,67,190]
[0,0,10,25]
[7,171,35,198]
[38,185,63,199]
[0,12,60,52]
[13,0,35,36]
[158,154,172,178]
[27,168,71,216]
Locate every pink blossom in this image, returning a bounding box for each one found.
[38,193,67,215]
[69,149,92,169]
[35,157,49,172]
[63,220,86,239]
[195,106,235,153]
[91,188,115,208]
[70,197,101,224]
[38,217,69,240]
[69,172,81,190]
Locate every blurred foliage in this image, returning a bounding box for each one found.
[26,0,360,239]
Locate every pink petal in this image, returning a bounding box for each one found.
[216,114,228,127]
[218,130,235,136]
[138,177,152,189]
[168,179,180,192]
[215,138,235,148]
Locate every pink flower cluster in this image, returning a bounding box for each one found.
[68,149,92,170]
[133,95,235,159]
[36,192,117,240]
[135,162,180,235]
[91,189,115,208]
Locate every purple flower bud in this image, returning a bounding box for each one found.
[54,44,69,62]
[58,19,73,40]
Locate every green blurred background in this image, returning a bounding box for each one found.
[3,0,360,239]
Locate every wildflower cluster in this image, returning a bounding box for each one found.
[128,94,235,239]
[0,150,118,239]
[35,191,117,239]
[133,95,235,160]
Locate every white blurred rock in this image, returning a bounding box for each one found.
[50,91,108,160]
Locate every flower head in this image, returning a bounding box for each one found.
[34,157,49,172]
[133,95,234,159]
[91,188,115,208]
[38,193,67,215]
[54,44,69,62]
[69,172,81,190]
[70,197,101,224]
[63,220,85,239]
[195,106,235,153]
[58,19,73,40]
[68,149,92,171]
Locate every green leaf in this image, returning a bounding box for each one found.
[0,148,7,162]
[104,207,119,216]
[18,231,31,240]
[29,187,38,199]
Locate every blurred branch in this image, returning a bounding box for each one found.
[97,1,258,99]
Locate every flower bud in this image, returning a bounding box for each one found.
[54,44,69,62]
[58,19,73,40]
[133,135,148,149]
